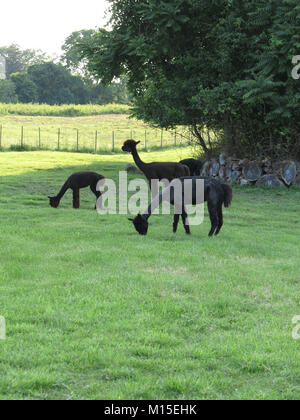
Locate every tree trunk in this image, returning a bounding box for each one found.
[192,125,209,154]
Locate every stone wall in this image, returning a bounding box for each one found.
[201,154,300,188]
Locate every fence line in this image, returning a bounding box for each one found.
[0,124,190,153]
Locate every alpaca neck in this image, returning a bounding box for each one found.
[142,190,165,220]
[131,148,147,172]
[56,180,70,201]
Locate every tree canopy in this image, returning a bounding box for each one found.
[28,62,89,105]
[10,73,38,103]
[80,0,300,158]
[0,80,18,103]
[0,41,131,106]
[61,29,99,78]
[0,44,49,78]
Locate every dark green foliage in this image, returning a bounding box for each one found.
[10,73,38,103]
[0,80,18,103]
[28,62,89,105]
[80,0,300,159]
[0,40,131,106]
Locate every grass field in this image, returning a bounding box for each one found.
[0,103,131,117]
[0,114,188,153]
[0,149,299,400]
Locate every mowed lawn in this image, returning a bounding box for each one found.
[0,150,299,400]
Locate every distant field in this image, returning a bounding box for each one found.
[0,103,131,117]
[0,113,189,152]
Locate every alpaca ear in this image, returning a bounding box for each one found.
[135,141,141,145]
[128,218,134,222]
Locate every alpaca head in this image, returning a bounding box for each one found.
[128,214,148,235]
[48,196,60,208]
[122,140,141,153]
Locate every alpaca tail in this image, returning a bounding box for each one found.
[222,184,233,208]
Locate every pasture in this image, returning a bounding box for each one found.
[0,112,188,152]
[0,149,299,400]
[0,103,131,117]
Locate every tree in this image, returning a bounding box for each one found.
[57,88,76,104]
[61,29,98,78]
[0,80,18,103]
[0,44,49,78]
[27,62,89,105]
[80,0,300,159]
[61,30,131,105]
[10,73,38,103]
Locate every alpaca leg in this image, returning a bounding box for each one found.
[90,184,101,209]
[208,202,219,237]
[181,207,191,235]
[173,214,180,233]
[215,204,223,235]
[73,189,80,209]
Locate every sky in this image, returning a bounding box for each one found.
[0,0,109,57]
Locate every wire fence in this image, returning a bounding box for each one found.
[0,124,192,153]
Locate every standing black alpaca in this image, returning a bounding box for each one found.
[122,140,190,187]
[48,172,105,209]
[180,159,203,176]
[129,177,233,237]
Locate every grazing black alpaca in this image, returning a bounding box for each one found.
[48,172,105,209]
[180,159,203,176]
[129,177,233,237]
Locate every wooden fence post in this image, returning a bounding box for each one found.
[58,128,60,150]
[38,128,41,149]
[95,130,98,153]
[21,126,24,148]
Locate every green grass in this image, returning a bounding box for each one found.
[0,103,131,117]
[0,113,189,152]
[0,149,299,400]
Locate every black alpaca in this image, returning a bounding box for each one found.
[122,140,190,186]
[129,177,233,237]
[180,159,203,176]
[48,172,105,209]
